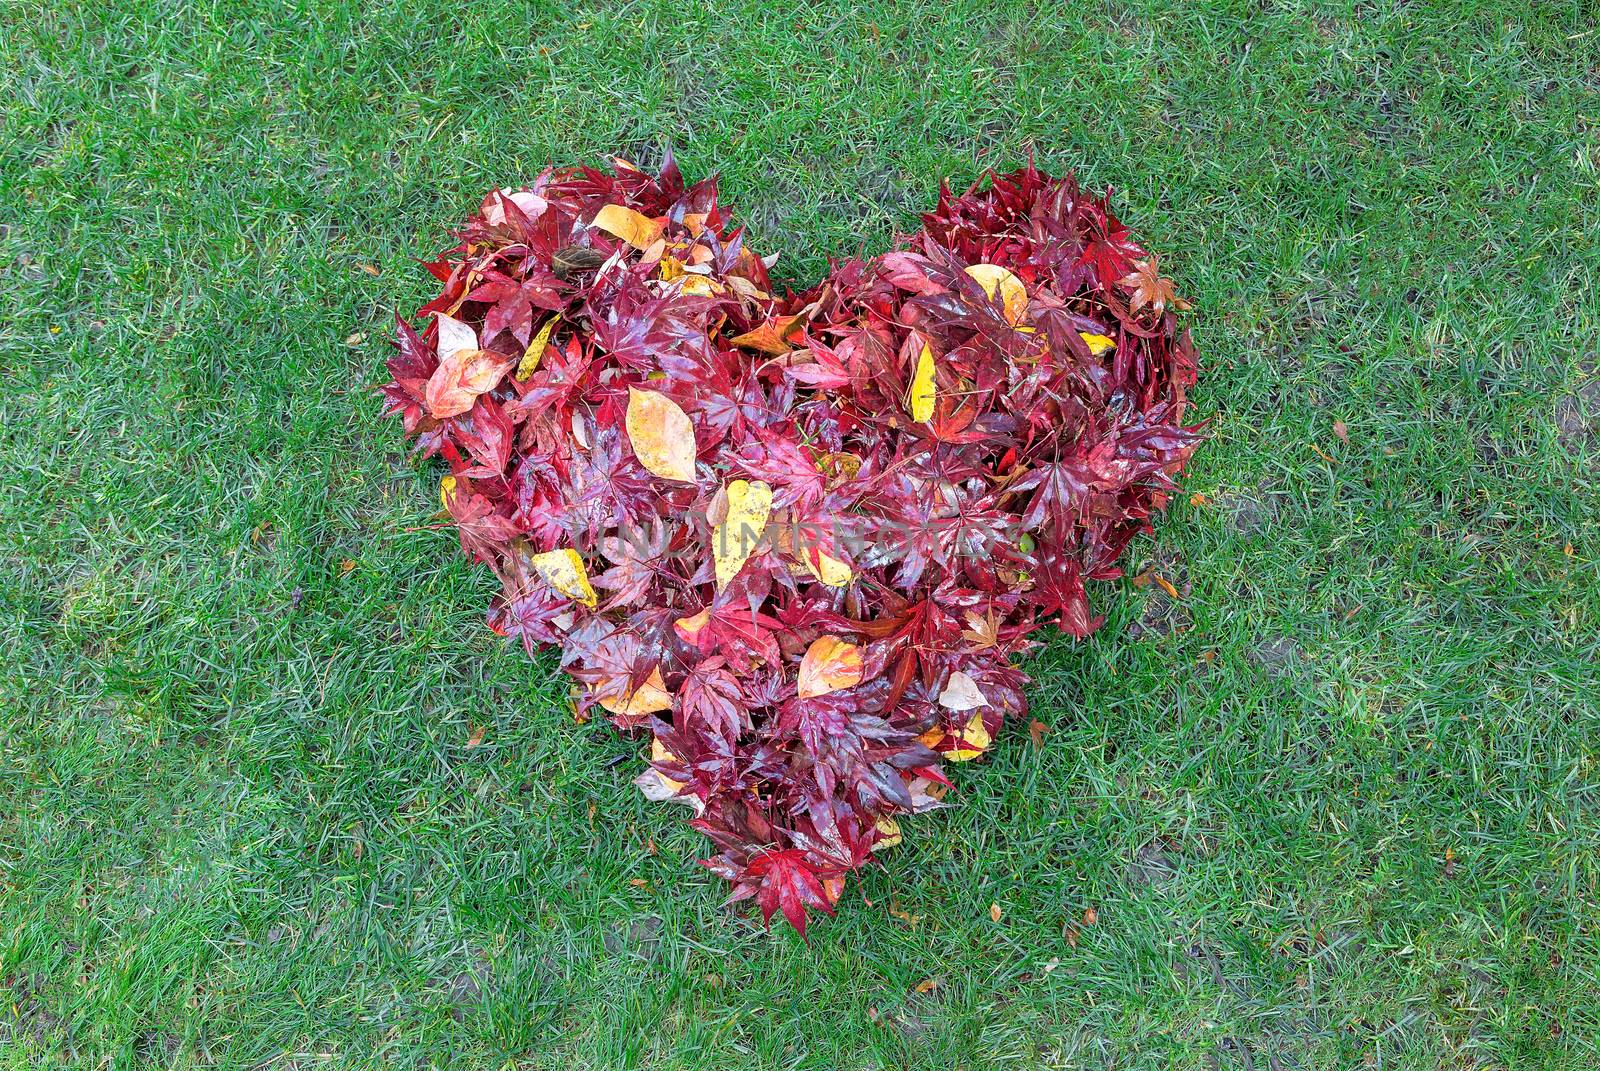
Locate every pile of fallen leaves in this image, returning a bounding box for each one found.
[380,155,1199,935]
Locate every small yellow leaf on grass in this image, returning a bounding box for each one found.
[913,977,938,994]
[440,474,459,509]
[1079,332,1115,356]
[592,204,663,250]
[873,816,902,851]
[908,340,936,423]
[626,387,697,483]
[797,635,863,698]
[517,315,559,380]
[945,711,992,761]
[713,479,772,588]
[965,263,1028,324]
[530,548,598,608]
[596,665,673,717]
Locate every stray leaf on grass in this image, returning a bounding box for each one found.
[989,903,1004,923]
[626,388,697,482]
[798,636,864,698]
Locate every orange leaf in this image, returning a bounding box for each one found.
[989,902,1003,923]
[729,316,803,355]
[797,635,863,698]
[424,314,513,418]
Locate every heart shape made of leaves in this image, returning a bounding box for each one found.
[380,155,1201,936]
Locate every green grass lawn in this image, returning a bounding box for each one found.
[3,0,1598,1067]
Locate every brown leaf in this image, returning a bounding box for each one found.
[989,902,1003,923]
[1082,906,1098,926]
[1028,719,1049,747]
[465,724,486,748]
[1118,255,1189,318]
[913,978,938,994]
[1332,419,1349,443]
[961,609,1000,651]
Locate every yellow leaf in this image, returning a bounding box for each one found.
[592,204,663,250]
[679,274,722,297]
[802,546,853,588]
[797,635,863,699]
[1079,332,1115,356]
[908,340,936,423]
[530,548,597,608]
[965,264,1028,324]
[625,387,697,483]
[439,474,458,510]
[517,315,559,380]
[713,479,772,589]
[945,711,992,762]
[595,665,672,717]
[872,816,902,852]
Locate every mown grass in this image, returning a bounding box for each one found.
[2,0,1598,1067]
